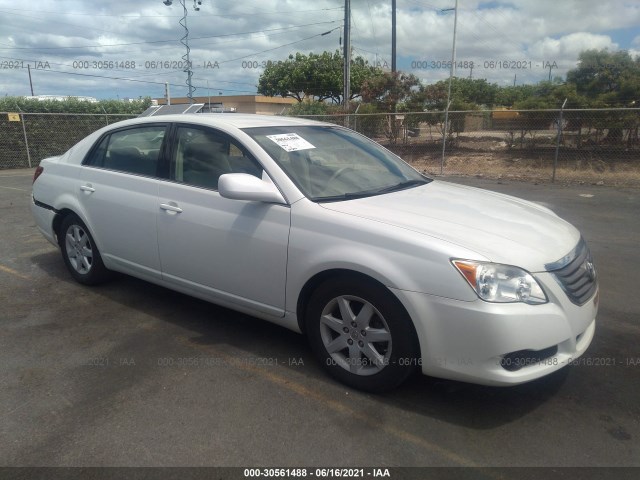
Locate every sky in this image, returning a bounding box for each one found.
[0,0,639,101]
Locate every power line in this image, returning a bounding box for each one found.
[0,9,134,36]
[217,27,341,65]
[26,68,256,93]
[0,7,343,18]
[0,21,341,82]
[0,20,340,51]
[366,0,379,47]
[0,25,342,94]
[351,47,391,67]
[0,24,336,61]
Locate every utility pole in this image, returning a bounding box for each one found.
[440,0,458,175]
[469,63,473,79]
[343,0,351,110]
[391,0,396,72]
[27,65,34,96]
[165,82,171,105]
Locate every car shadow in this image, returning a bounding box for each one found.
[31,251,569,430]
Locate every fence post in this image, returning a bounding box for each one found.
[441,101,451,175]
[20,113,32,168]
[552,98,567,183]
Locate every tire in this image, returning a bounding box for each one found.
[306,276,420,392]
[58,213,110,285]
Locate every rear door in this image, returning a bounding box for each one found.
[78,123,168,281]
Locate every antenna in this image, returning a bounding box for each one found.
[163,0,204,103]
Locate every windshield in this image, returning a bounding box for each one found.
[243,125,431,201]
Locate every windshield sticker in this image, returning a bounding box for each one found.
[266,133,316,152]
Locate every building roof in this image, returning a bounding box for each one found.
[156,95,297,105]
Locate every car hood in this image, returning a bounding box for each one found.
[319,180,580,272]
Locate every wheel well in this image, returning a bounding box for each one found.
[296,269,398,330]
[52,208,76,245]
[297,269,422,359]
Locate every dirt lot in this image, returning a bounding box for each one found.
[382,133,640,187]
[0,169,639,475]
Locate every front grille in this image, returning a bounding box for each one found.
[546,238,598,306]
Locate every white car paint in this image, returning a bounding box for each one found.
[319,181,580,273]
[31,114,597,388]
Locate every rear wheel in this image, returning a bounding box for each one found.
[59,214,110,285]
[306,276,420,392]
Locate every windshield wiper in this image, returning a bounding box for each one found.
[313,179,430,202]
[313,190,380,202]
[374,179,430,194]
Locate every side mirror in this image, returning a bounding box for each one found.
[218,173,286,204]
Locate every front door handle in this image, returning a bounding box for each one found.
[160,202,183,214]
[80,184,95,194]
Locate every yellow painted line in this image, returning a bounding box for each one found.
[0,174,33,178]
[0,185,29,192]
[0,264,30,280]
[19,248,56,258]
[215,348,478,467]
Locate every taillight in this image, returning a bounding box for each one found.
[33,166,43,184]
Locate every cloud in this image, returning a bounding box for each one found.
[527,33,618,60]
[0,0,638,99]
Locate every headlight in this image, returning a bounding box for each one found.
[452,260,547,304]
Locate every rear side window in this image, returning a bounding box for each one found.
[85,125,167,177]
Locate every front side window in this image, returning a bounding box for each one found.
[172,126,262,190]
[243,126,430,201]
[85,125,166,177]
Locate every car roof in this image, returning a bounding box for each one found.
[112,113,331,130]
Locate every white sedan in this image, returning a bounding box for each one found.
[31,114,598,391]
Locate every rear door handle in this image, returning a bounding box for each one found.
[80,184,95,194]
[160,202,183,214]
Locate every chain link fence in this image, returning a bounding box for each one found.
[294,108,640,185]
[1,110,639,185]
[0,113,136,170]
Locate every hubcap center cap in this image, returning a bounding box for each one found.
[350,330,359,340]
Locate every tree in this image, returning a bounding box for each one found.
[257,51,383,104]
[564,49,640,144]
[0,96,152,114]
[566,49,640,106]
[358,71,421,143]
[287,101,336,116]
[360,71,420,111]
[405,78,499,113]
[493,84,537,107]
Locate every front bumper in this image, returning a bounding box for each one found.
[391,272,597,386]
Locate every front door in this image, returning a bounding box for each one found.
[156,124,290,316]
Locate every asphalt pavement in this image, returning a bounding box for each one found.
[0,169,638,469]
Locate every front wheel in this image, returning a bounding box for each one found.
[306,277,420,392]
[59,214,110,285]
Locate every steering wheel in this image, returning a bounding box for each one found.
[319,166,357,196]
[327,166,357,185]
